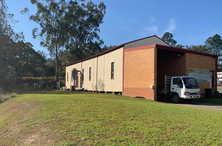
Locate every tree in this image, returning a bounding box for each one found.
[186,45,210,53]
[162,32,177,46]
[64,0,106,62]
[21,0,68,83]
[0,0,24,90]
[15,42,47,77]
[45,58,56,77]
[22,0,106,84]
[175,44,185,49]
[205,34,222,70]
[101,45,117,52]
[205,34,222,56]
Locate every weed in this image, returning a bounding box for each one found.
[0,92,18,104]
[0,94,9,103]
[11,92,17,98]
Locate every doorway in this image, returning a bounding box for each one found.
[76,76,78,88]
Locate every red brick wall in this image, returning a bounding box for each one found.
[186,53,217,97]
[123,46,216,100]
[123,46,156,100]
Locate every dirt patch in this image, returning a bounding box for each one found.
[22,128,60,146]
[0,100,60,145]
[1,122,20,140]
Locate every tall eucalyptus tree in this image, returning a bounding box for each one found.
[22,0,106,83]
[21,0,67,83]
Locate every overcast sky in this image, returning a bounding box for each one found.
[7,0,222,56]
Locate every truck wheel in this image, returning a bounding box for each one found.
[171,94,180,103]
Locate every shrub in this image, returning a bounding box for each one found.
[0,94,9,103]
[0,92,17,104]
[11,92,17,98]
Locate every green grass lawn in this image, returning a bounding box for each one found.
[1,91,222,145]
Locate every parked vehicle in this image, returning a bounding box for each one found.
[217,75,222,85]
[217,72,222,85]
[158,75,201,103]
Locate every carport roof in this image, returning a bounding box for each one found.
[67,35,218,67]
[156,44,218,58]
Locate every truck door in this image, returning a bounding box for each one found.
[171,78,183,97]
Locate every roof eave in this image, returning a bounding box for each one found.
[156,44,218,58]
[66,44,124,67]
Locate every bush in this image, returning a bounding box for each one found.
[11,92,17,98]
[0,94,9,103]
[0,92,17,104]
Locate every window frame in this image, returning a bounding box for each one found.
[89,67,91,81]
[173,78,183,88]
[82,69,84,82]
[111,62,114,79]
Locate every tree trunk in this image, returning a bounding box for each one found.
[56,44,59,82]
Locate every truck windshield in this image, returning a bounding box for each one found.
[182,77,199,89]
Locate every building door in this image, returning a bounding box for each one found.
[76,76,78,88]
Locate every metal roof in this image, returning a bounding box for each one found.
[67,35,218,67]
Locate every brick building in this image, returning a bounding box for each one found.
[66,35,217,100]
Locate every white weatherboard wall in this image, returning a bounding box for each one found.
[97,47,123,92]
[66,47,123,92]
[81,58,98,91]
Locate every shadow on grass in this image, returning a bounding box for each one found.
[157,94,222,106]
[17,90,99,95]
[193,98,222,106]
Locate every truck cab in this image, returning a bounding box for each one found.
[170,76,201,103]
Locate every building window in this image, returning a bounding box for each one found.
[89,67,91,81]
[111,62,114,79]
[71,71,73,81]
[82,69,84,81]
[67,72,68,82]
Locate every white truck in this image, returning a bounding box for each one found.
[158,75,201,103]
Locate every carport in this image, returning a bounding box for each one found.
[157,49,185,89]
[155,44,217,100]
[157,48,185,100]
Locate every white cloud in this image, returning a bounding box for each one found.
[146,26,158,33]
[165,18,176,33]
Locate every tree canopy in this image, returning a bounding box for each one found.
[205,34,222,56]
[161,32,222,69]
[186,45,210,53]
[0,0,57,90]
[161,32,177,46]
[64,0,106,61]
[0,0,24,89]
[21,0,68,82]
[21,0,106,82]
